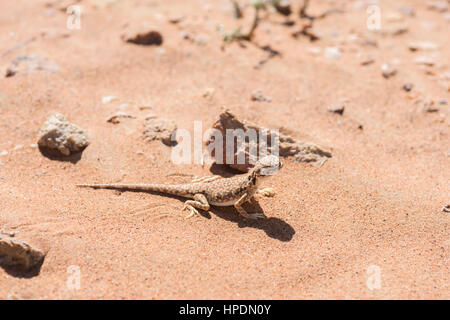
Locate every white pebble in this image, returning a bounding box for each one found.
[102,96,117,104]
[324,47,341,59]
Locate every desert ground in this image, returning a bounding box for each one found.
[0,0,449,299]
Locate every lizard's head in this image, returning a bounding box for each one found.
[251,155,283,177]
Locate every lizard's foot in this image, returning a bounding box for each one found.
[182,204,200,219]
[258,188,275,197]
[243,212,267,220]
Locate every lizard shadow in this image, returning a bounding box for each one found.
[116,190,295,242]
[206,202,295,242]
[208,164,295,241]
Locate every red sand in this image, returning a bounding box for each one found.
[0,0,448,299]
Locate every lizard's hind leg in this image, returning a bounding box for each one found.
[234,193,266,220]
[182,194,210,219]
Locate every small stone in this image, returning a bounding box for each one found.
[423,99,439,112]
[403,83,414,92]
[122,30,163,46]
[251,90,271,102]
[194,34,209,46]
[397,6,415,16]
[360,38,378,47]
[324,47,341,59]
[29,144,38,148]
[361,57,375,66]
[383,25,409,36]
[202,88,215,99]
[274,0,292,16]
[327,105,345,115]
[168,15,184,24]
[0,235,45,270]
[409,41,440,51]
[427,1,448,12]
[13,145,23,151]
[0,150,8,156]
[102,96,117,104]
[414,56,436,66]
[106,112,136,124]
[5,54,59,77]
[37,114,89,156]
[443,205,450,212]
[307,46,322,55]
[0,230,16,237]
[438,98,447,105]
[143,117,177,146]
[381,63,397,78]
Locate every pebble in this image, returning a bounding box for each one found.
[5,54,59,77]
[383,25,409,36]
[251,90,271,102]
[403,83,414,92]
[143,117,178,146]
[0,150,8,156]
[37,113,89,156]
[0,235,45,270]
[414,56,436,66]
[361,57,375,66]
[102,96,117,104]
[409,41,440,51]
[324,47,342,59]
[327,105,345,115]
[307,47,322,55]
[106,112,136,124]
[123,30,163,46]
[202,88,215,99]
[427,1,448,12]
[397,6,415,16]
[381,63,397,78]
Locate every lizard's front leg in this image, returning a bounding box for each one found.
[182,194,210,219]
[234,193,266,220]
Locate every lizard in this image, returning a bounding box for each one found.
[76,155,283,219]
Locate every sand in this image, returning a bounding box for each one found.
[0,0,448,299]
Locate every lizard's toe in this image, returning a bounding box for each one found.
[258,188,276,197]
[183,206,200,219]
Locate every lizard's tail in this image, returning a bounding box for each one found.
[76,183,192,197]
